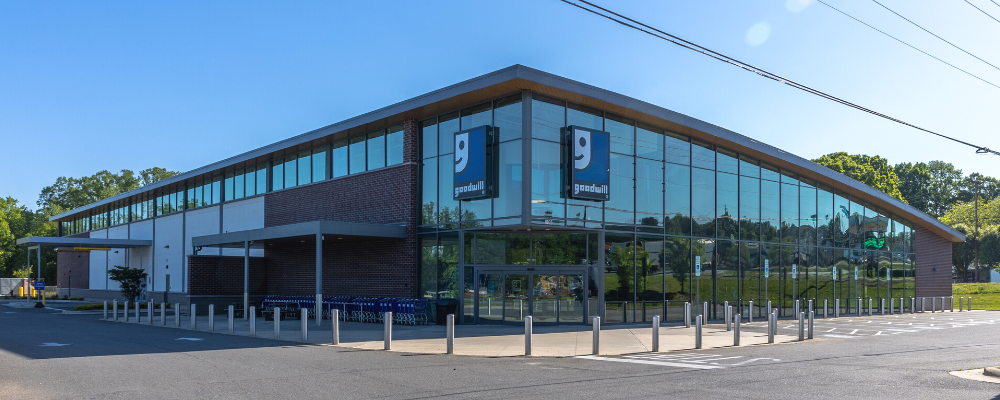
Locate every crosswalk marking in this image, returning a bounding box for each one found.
[577,355,723,369]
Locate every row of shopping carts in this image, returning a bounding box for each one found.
[259,295,429,325]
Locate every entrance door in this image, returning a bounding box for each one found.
[474,269,587,325]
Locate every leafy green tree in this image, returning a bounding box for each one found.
[108,265,148,302]
[952,224,977,282]
[813,152,904,201]
[0,198,56,282]
[980,230,1000,271]
[0,209,12,269]
[12,265,32,279]
[608,244,650,301]
[37,168,178,213]
[894,162,931,214]
[924,161,964,218]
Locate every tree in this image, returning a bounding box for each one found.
[980,229,1000,272]
[12,265,32,279]
[894,162,931,214]
[608,244,650,301]
[924,161,964,218]
[951,224,977,282]
[108,265,147,302]
[0,209,12,269]
[813,152,904,201]
[37,168,178,213]
[0,197,56,282]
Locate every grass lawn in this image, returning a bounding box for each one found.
[953,283,1000,311]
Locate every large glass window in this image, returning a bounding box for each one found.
[606,153,635,224]
[387,125,404,166]
[284,155,296,188]
[532,94,564,142]
[636,158,663,230]
[692,167,715,237]
[717,171,738,239]
[817,187,833,247]
[420,158,438,225]
[665,131,690,165]
[800,186,817,246]
[691,141,714,170]
[636,122,664,161]
[367,130,386,170]
[437,153,458,227]
[531,140,564,218]
[349,136,366,174]
[781,183,799,243]
[333,140,348,178]
[297,151,311,185]
[495,140,522,218]
[665,163,691,235]
[717,148,738,174]
[495,95,522,142]
[312,146,327,181]
[740,175,760,241]
[605,113,634,156]
[761,179,779,242]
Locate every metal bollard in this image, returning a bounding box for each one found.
[525,315,533,355]
[249,306,257,336]
[190,304,197,329]
[798,312,805,341]
[857,298,862,316]
[835,299,840,318]
[175,303,181,327]
[695,315,703,349]
[795,300,800,316]
[724,301,730,326]
[124,301,130,322]
[767,312,775,343]
[766,300,772,319]
[384,312,393,350]
[772,308,778,336]
[208,304,215,331]
[808,311,814,339]
[880,298,885,315]
[331,309,338,344]
[920,297,925,313]
[898,297,903,314]
[868,298,872,316]
[823,299,828,319]
[228,305,235,334]
[703,302,709,321]
[808,299,813,317]
[959,297,964,312]
[148,302,153,324]
[726,305,732,332]
[446,314,455,354]
[969,297,972,311]
[103,301,108,320]
[749,301,754,323]
[160,303,166,326]
[113,300,118,321]
[301,309,309,342]
[951,296,955,312]
[135,302,140,324]
[652,315,660,352]
[890,298,894,315]
[274,307,280,339]
[684,302,691,328]
[734,313,741,346]
[592,316,601,355]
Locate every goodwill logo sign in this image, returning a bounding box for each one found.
[568,125,610,201]
[453,125,492,201]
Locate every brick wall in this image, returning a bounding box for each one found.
[915,226,953,297]
[187,255,267,296]
[57,232,90,290]
[260,119,418,297]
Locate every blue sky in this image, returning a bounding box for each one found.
[2,0,998,209]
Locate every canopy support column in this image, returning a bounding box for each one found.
[316,233,322,326]
[244,241,250,320]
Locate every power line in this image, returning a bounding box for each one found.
[965,0,1000,24]
[817,0,1000,90]
[557,0,1000,156]
[871,0,1000,73]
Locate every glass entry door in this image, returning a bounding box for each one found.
[475,269,587,325]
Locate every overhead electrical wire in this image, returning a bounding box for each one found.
[817,0,1000,90]
[557,0,1000,156]
[964,0,1000,25]
[871,0,1000,73]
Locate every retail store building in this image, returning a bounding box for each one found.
[31,65,964,324]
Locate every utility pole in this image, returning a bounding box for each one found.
[972,178,983,283]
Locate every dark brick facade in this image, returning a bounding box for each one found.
[186,255,267,296]
[258,119,419,297]
[56,232,90,290]
[915,226,953,297]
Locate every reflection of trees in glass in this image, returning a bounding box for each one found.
[608,244,649,301]
[661,237,692,300]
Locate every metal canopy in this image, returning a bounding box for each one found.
[15,236,152,248]
[191,220,406,249]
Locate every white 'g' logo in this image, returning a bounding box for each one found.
[573,130,592,170]
[455,132,470,174]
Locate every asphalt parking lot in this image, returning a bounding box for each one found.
[2,301,999,399]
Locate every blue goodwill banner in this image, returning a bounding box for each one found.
[453,125,492,201]
[568,125,610,201]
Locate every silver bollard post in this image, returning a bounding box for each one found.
[890,298,894,315]
[868,298,872,316]
[795,300,800,316]
[684,302,691,328]
[103,301,108,320]
[135,302,140,324]
[446,314,455,354]
[835,299,840,318]
[124,301,129,322]
[652,315,660,352]
[331,309,338,344]
[921,297,925,312]
[228,305,235,334]
[113,300,118,321]
[190,304,196,329]
[148,302,153,325]
[726,305,732,332]
[160,303,166,326]
[951,296,955,312]
[808,299,813,317]
[724,301,730,327]
[525,315,533,356]
[767,312,775,343]
[274,307,280,339]
[969,297,973,311]
[249,306,257,336]
[734,313,741,346]
[856,298,861,316]
[959,297,964,312]
[772,308,778,337]
[899,297,903,314]
[823,299,828,319]
[592,316,601,355]
[301,309,309,342]
[208,304,215,331]
[175,303,181,327]
[798,312,805,341]
[383,311,392,350]
[808,311,814,339]
[880,298,885,315]
[749,300,754,323]
[695,315,703,349]
[703,302,709,321]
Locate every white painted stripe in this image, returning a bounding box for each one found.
[576,355,724,369]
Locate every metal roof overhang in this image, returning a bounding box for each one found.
[191,221,407,249]
[16,236,152,248]
[50,65,965,242]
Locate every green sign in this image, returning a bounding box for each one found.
[863,237,886,249]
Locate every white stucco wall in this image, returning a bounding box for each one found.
[153,214,183,292]
[88,229,108,290]
[221,197,265,257]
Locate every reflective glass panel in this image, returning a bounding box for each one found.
[532,94,564,142]
[665,163,691,235]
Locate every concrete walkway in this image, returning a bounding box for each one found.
[99,307,800,357]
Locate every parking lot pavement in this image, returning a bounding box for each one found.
[739,310,995,339]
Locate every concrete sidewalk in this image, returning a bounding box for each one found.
[100,308,800,357]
